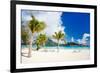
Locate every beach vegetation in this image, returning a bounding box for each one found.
[28,15,46,57]
[52,31,65,52]
[35,34,48,50]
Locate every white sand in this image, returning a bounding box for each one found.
[21,48,90,64]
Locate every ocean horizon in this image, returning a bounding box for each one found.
[21,45,90,50]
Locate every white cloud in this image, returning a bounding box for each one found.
[77,33,90,45]
[77,39,81,44]
[82,33,90,40]
[22,10,65,37]
[34,11,65,36]
[71,37,74,42]
[81,33,90,45]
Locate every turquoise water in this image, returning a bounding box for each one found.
[44,46,90,49]
[21,45,90,49]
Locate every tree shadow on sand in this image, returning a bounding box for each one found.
[21,52,29,58]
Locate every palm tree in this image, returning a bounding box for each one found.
[28,16,46,57]
[52,31,65,52]
[36,34,47,50]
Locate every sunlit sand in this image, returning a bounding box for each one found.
[21,48,90,64]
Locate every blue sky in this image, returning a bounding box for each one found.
[21,10,90,45]
[61,12,90,42]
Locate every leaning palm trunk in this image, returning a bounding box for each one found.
[28,40,32,57]
[57,40,59,52]
[28,36,33,57]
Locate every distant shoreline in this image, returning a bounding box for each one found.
[21,45,90,50]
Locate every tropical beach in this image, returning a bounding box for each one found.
[21,47,90,63]
[21,10,90,64]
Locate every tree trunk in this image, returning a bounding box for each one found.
[43,43,45,47]
[28,35,33,57]
[36,44,40,51]
[28,40,32,57]
[57,40,59,52]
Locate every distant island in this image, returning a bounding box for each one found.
[22,38,89,47]
[45,38,89,47]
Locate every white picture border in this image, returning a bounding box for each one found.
[16,4,94,69]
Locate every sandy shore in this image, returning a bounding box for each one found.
[21,48,90,64]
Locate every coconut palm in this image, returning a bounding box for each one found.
[36,34,47,50]
[28,16,46,57]
[52,31,65,52]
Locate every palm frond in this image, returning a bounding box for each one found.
[52,31,65,40]
[28,15,46,34]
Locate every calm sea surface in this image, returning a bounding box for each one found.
[21,45,90,49]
